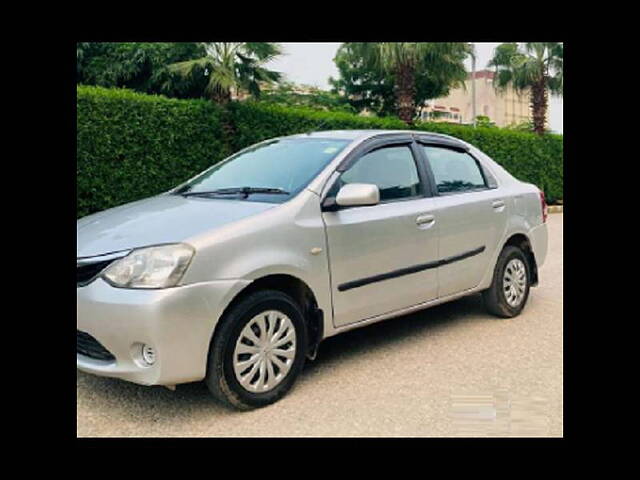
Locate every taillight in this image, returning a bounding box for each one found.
[539,190,548,223]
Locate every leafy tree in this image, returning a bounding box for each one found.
[260,82,355,113]
[76,42,208,98]
[330,44,397,117]
[168,43,282,104]
[331,43,471,124]
[489,43,563,135]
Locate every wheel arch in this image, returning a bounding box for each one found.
[501,232,539,286]
[210,273,324,362]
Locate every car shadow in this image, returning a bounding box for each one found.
[77,293,488,424]
[302,293,485,376]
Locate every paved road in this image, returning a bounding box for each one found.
[77,214,563,437]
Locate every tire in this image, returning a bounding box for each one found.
[483,246,531,318]
[205,290,308,410]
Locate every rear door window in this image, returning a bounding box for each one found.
[421,146,488,194]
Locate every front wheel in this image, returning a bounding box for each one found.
[483,246,531,318]
[205,290,308,410]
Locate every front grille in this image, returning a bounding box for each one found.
[77,330,116,362]
[77,260,114,287]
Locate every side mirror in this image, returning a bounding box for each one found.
[336,183,380,208]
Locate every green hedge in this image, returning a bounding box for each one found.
[77,86,230,218]
[226,101,408,150]
[77,87,563,218]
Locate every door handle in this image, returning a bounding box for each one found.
[416,214,436,228]
[492,200,505,211]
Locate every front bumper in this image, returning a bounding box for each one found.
[77,278,249,386]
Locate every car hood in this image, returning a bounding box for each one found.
[77,195,276,258]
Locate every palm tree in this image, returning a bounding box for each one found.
[489,43,563,135]
[168,42,282,104]
[357,42,472,124]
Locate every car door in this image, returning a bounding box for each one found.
[417,142,508,298]
[321,138,440,328]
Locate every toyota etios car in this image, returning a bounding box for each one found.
[77,130,548,410]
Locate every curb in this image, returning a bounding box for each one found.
[548,205,563,214]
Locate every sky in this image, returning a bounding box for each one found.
[266,43,563,133]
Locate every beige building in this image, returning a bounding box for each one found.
[420,70,533,127]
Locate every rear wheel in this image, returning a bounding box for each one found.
[483,246,531,318]
[205,290,308,410]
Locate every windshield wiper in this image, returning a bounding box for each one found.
[180,187,290,198]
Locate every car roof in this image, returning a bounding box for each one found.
[285,129,458,143]
[284,130,471,153]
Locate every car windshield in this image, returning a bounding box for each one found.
[177,138,351,203]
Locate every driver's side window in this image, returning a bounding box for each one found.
[329,145,422,202]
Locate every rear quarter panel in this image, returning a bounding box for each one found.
[477,182,547,290]
[513,183,548,268]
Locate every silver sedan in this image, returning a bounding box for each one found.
[77,130,548,410]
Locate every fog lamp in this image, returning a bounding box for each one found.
[141,345,156,365]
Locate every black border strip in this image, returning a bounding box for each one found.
[337,246,486,292]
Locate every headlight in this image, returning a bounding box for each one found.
[102,244,195,289]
